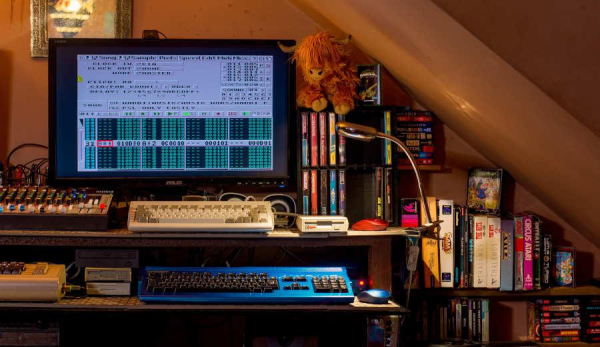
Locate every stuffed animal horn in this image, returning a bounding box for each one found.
[280,32,359,115]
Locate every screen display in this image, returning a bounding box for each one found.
[50,40,293,184]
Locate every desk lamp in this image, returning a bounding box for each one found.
[336,121,441,239]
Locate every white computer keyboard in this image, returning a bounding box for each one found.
[127,201,274,233]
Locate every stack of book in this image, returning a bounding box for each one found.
[583,299,600,342]
[529,298,582,343]
[420,298,490,342]
[395,108,435,166]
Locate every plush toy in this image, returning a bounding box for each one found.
[279,32,359,115]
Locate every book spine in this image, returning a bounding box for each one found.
[383,110,392,165]
[468,214,474,288]
[310,170,318,215]
[310,112,318,167]
[421,197,440,288]
[541,305,580,311]
[527,301,536,341]
[461,207,468,288]
[541,324,581,330]
[536,298,580,304]
[543,336,580,343]
[468,299,473,341]
[338,169,346,216]
[374,167,384,219]
[533,217,542,290]
[588,328,600,334]
[337,114,346,166]
[301,112,309,167]
[319,112,327,167]
[542,233,552,288]
[476,299,482,342]
[541,317,580,324]
[514,215,525,290]
[500,219,515,291]
[473,215,487,288]
[328,112,336,166]
[319,170,328,215]
[523,215,534,290]
[461,298,468,339]
[329,170,337,215]
[541,311,580,318]
[438,200,454,287]
[301,170,309,215]
[384,168,393,223]
[486,216,501,288]
[542,330,580,337]
[482,299,489,341]
[454,205,462,288]
[456,300,461,338]
[588,321,600,327]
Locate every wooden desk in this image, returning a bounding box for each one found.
[0,227,408,291]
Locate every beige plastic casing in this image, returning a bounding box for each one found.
[0,264,66,302]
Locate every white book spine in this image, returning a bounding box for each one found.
[473,215,488,288]
[438,200,455,287]
[487,216,501,288]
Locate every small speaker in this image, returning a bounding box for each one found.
[219,192,247,201]
[263,194,296,227]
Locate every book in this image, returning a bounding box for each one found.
[301,170,309,215]
[541,305,580,312]
[310,113,318,167]
[301,112,309,167]
[514,215,525,290]
[531,214,542,290]
[542,336,580,342]
[319,112,327,167]
[541,317,581,324]
[481,299,489,341]
[486,216,501,288]
[542,233,552,288]
[328,112,336,166]
[472,215,488,288]
[537,298,580,304]
[337,114,346,166]
[319,170,328,215]
[541,311,580,318]
[400,198,419,227]
[541,329,580,337]
[523,214,534,290]
[421,197,440,288]
[356,64,381,105]
[468,214,474,288]
[395,109,435,166]
[383,110,392,165]
[310,170,318,215]
[374,167,384,219]
[329,170,337,215]
[383,168,393,223]
[499,219,515,291]
[338,169,346,217]
[453,205,462,288]
[438,200,454,287]
[542,323,581,330]
[554,246,575,287]
[466,168,502,215]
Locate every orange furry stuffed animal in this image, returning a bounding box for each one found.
[279,32,359,115]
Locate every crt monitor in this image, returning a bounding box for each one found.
[48,38,295,188]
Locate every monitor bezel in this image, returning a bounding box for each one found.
[48,38,296,190]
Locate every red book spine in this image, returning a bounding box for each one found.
[310,170,318,215]
[310,113,318,166]
[319,112,327,167]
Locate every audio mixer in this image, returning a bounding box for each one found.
[0,186,113,231]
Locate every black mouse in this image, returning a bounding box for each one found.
[357,289,390,304]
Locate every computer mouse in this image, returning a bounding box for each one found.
[357,289,391,304]
[351,218,389,231]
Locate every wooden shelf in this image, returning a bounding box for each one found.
[538,343,600,347]
[0,296,407,314]
[398,164,442,171]
[418,286,600,299]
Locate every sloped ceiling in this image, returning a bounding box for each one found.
[289,0,600,246]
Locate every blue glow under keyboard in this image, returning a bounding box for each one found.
[138,266,355,304]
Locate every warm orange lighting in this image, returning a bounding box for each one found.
[358,280,365,286]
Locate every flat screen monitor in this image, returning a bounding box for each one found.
[48,38,295,188]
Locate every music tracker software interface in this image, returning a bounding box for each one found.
[77,54,274,172]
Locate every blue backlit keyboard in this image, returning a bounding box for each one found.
[138,267,354,304]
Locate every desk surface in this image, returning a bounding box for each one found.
[0,296,407,314]
[0,227,408,247]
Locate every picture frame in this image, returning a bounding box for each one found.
[30,0,132,58]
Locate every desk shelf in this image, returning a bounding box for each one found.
[0,297,407,314]
[418,286,600,299]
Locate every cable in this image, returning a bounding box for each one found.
[157,30,168,39]
[6,143,48,167]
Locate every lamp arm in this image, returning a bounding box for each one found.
[375,132,433,225]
